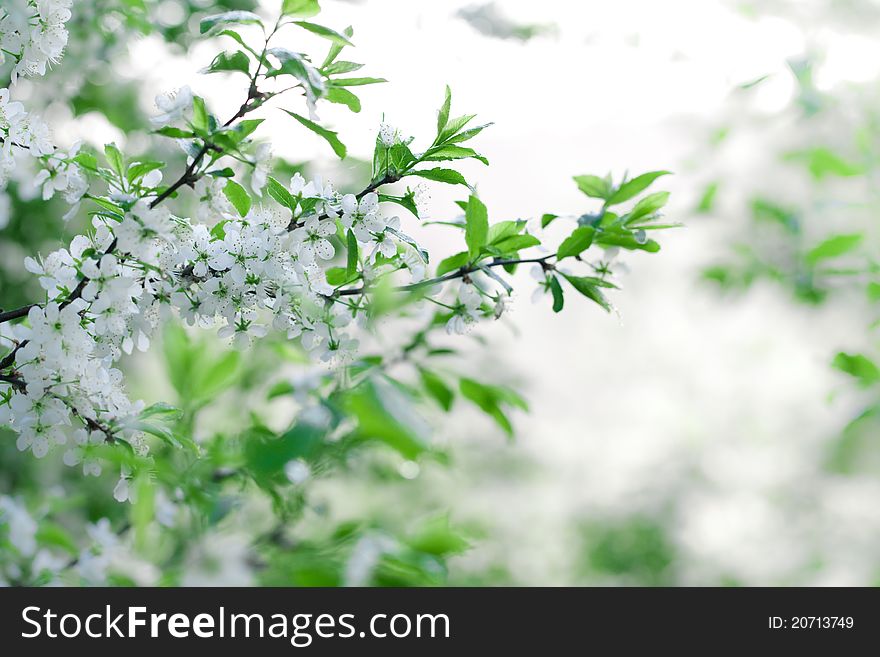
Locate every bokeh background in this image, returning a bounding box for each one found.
[3,0,880,586]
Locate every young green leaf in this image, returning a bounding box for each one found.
[437,85,452,134]
[331,77,387,87]
[293,21,354,46]
[541,213,558,228]
[627,191,670,223]
[407,168,468,187]
[419,368,454,411]
[806,233,863,265]
[573,174,611,199]
[326,87,361,112]
[549,275,565,312]
[223,179,252,217]
[832,352,880,387]
[423,145,488,165]
[323,60,364,75]
[487,220,526,244]
[607,171,671,205]
[346,229,359,277]
[437,251,469,276]
[154,126,194,139]
[459,378,526,438]
[266,176,296,211]
[205,50,251,76]
[191,96,209,133]
[282,0,321,18]
[556,226,595,260]
[561,273,612,312]
[200,11,262,35]
[283,110,347,158]
[465,195,489,259]
[104,143,124,178]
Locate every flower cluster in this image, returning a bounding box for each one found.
[0,0,73,81]
[0,495,121,585]
[1,1,85,213]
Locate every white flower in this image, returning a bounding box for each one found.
[379,122,402,147]
[291,215,335,263]
[400,244,426,282]
[284,459,311,485]
[150,85,193,127]
[530,264,552,304]
[0,496,38,556]
[113,473,131,503]
[368,215,400,263]
[446,283,483,335]
[340,192,384,243]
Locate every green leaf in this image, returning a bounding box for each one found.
[549,275,564,313]
[423,145,488,165]
[217,29,257,56]
[439,114,476,143]
[331,76,386,87]
[459,378,526,438]
[245,421,327,482]
[406,513,469,556]
[628,191,670,223]
[561,273,613,312]
[205,50,251,75]
[407,167,468,186]
[806,233,863,265]
[487,220,525,244]
[541,213,558,228]
[139,402,183,423]
[191,96,209,133]
[104,143,124,178]
[418,368,454,411]
[192,350,241,405]
[293,21,354,46]
[223,179,252,217]
[556,226,595,260]
[323,60,364,75]
[326,87,361,112]
[492,234,541,254]
[444,122,492,145]
[342,378,428,458]
[436,251,469,276]
[784,147,865,180]
[326,266,357,286]
[154,126,194,139]
[378,192,420,218]
[832,352,880,388]
[131,475,155,549]
[346,229,358,277]
[282,0,321,18]
[35,522,79,555]
[573,174,611,199]
[608,171,671,205]
[266,176,297,211]
[321,25,353,68]
[465,195,489,259]
[73,151,99,171]
[437,85,452,134]
[200,11,262,35]
[594,230,661,252]
[126,161,164,184]
[266,49,325,100]
[283,110,347,159]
